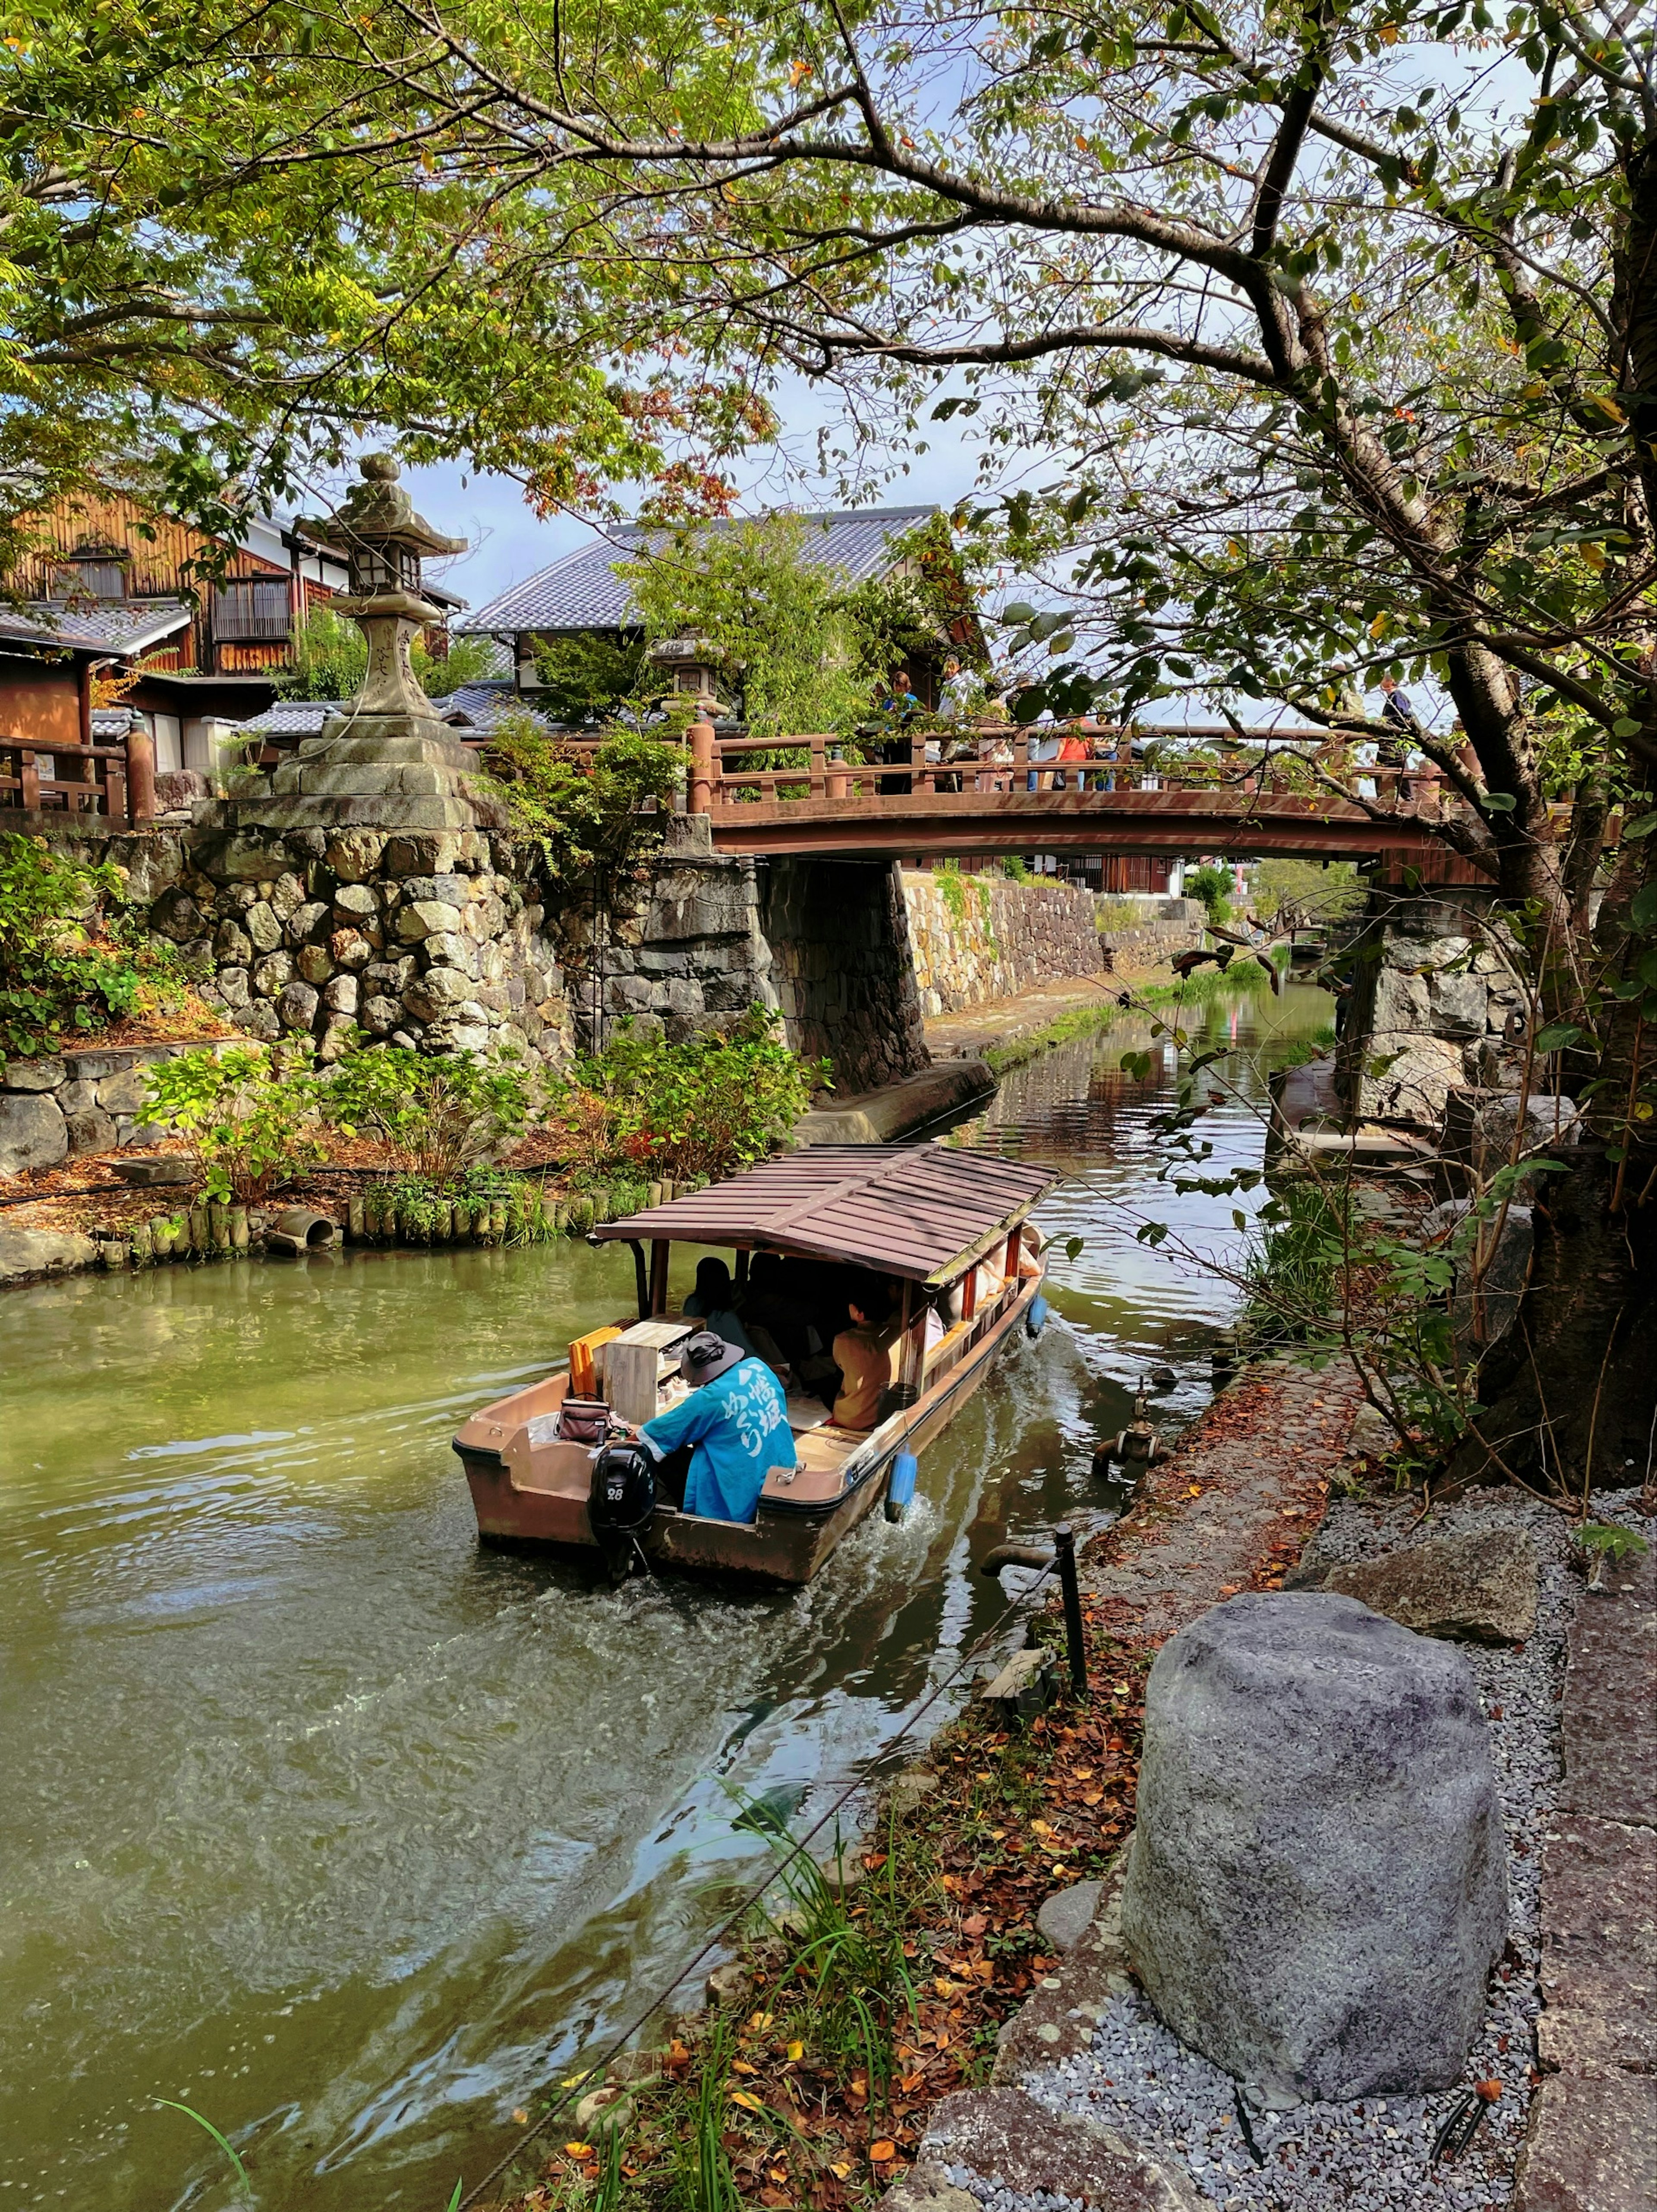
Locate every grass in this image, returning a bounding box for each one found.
[1140,953,1282,1008]
[983,1001,1120,1073]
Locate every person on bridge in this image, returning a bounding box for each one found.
[1378,674,1421,772]
[637,1331,797,1523]
[878,670,919,793]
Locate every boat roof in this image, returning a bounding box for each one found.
[593,1144,1055,1286]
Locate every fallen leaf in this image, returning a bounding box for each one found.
[961,1912,988,1935]
[562,2141,593,2159]
[786,2040,804,2061]
[871,2140,897,2161]
[731,2090,765,2113]
[1476,2079,1503,2102]
[511,2108,530,2126]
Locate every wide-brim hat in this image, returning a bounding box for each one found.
[679,1330,745,1384]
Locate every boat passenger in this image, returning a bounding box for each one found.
[636,1331,797,1524]
[682,1257,757,1357]
[831,1278,898,1431]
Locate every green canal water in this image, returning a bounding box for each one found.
[0,985,1329,2210]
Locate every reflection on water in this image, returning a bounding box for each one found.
[0,986,1326,2209]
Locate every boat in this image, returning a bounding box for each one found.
[452,1143,1057,1584]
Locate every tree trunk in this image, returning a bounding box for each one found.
[1449,1146,1657,1495]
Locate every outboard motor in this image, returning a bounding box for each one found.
[588,1441,657,1581]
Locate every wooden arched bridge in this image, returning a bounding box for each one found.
[674,723,1488,877]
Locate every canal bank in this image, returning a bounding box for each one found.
[0,985,1330,2212]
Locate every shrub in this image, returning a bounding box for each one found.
[0,832,182,1058]
[274,607,501,703]
[324,1042,533,1184]
[483,712,685,876]
[558,1006,828,1182]
[138,1041,328,1202]
[1184,863,1233,926]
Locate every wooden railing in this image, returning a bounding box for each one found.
[0,735,137,825]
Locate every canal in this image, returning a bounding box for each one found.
[0,984,1329,2210]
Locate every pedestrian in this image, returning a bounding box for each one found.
[1378,673,1419,773]
[877,669,918,793]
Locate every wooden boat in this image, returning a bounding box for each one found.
[453,1144,1056,1584]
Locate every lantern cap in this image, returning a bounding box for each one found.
[297,453,466,563]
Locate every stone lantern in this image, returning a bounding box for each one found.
[228,454,504,830]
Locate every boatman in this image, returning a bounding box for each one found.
[635,1331,797,1524]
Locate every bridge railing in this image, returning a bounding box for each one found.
[689,725,1456,815]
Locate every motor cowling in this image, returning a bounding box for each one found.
[588,1441,657,1543]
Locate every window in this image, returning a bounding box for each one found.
[212,578,291,642]
[51,558,126,602]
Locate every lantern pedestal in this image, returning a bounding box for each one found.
[224,457,507,832]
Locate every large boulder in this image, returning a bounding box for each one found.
[1120,1592,1506,2108]
[1320,1527,1539,1643]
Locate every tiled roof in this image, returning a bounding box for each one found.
[22,598,194,653]
[229,678,547,743]
[460,507,939,637]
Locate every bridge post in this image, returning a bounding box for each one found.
[687,717,715,816]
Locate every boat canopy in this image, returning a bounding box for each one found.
[593,1144,1055,1287]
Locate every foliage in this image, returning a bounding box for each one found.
[532,632,665,729]
[324,1043,534,1185]
[137,1042,328,1204]
[619,514,875,739]
[0,832,180,1059]
[0,0,772,577]
[1577,1521,1649,1571]
[157,2103,250,2206]
[998,856,1030,886]
[274,608,499,703]
[556,1006,828,1183]
[1183,866,1232,928]
[485,712,685,876]
[1250,860,1370,933]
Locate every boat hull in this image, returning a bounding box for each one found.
[454,1270,1044,1585]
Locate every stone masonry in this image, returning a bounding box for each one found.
[901,868,1103,1018]
[1339,889,1533,1126]
[139,822,573,1065]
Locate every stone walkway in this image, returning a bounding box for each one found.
[1515,1544,1656,2212]
[924,975,1123,1063]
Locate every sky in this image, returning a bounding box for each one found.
[400,372,987,621]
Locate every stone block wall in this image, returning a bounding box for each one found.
[900,868,1103,1018]
[0,1043,195,1175]
[138,824,574,1065]
[1096,895,1207,972]
[762,859,929,1093]
[1339,891,1531,1126]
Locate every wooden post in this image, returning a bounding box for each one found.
[688,718,715,815]
[649,1239,671,1315]
[126,723,157,824]
[895,1281,925,1408]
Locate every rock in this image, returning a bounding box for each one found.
[269,871,307,920]
[244,901,284,953]
[324,974,359,1015]
[333,881,378,921]
[251,950,294,998]
[287,899,330,943]
[573,2086,633,2136]
[215,967,252,1011]
[316,1014,356,1062]
[329,927,373,970]
[109,1155,195,1186]
[1535,1812,1656,2077]
[979,1644,1054,1717]
[0,1056,66,1092]
[1423,1197,1535,1353]
[0,1226,97,1283]
[1358,1034,1467,1125]
[1371,967,1431,1030]
[994,1846,1137,2084]
[1514,2075,1657,2212]
[397,897,466,942]
[324,829,385,882]
[277,980,319,1032]
[1119,1591,1506,2108]
[881,2166,980,2212]
[604,2049,662,2086]
[1036,1878,1104,1955]
[1429,967,1490,1037]
[151,889,206,942]
[0,1091,67,1175]
[816,1846,863,1896]
[1321,1527,1539,1643]
[238,1000,281,1041]
[96,1064,152,1115]
[362,995,401,1035]
[402,964,472,1020]
[214,920,253,965]
[889,1768,939,1815]
[920,2087,1201,2211]
[1345,1399,1396,1459]
[704,1960,751,2007]
[64,1104,116,1155]
[295,943,334,986]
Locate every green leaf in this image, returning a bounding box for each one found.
[1622,813,1657,839]
[1534,1024,1585,1052]
[1631,884,1657,932]
[1062,1234,1084,1262]
[1480,791,1517,811]
[1612,718,1642,738]
[157,2104,251,2200]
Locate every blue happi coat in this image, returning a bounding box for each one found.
[639,1356,797,1524]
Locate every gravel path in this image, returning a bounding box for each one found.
[940,1484,1654,2212]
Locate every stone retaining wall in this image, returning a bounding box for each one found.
[1096,895,1207,971]
[0,1042,201,1175]
[900,868,1103,1018]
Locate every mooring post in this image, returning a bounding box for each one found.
[1053,1523,1087,1696]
